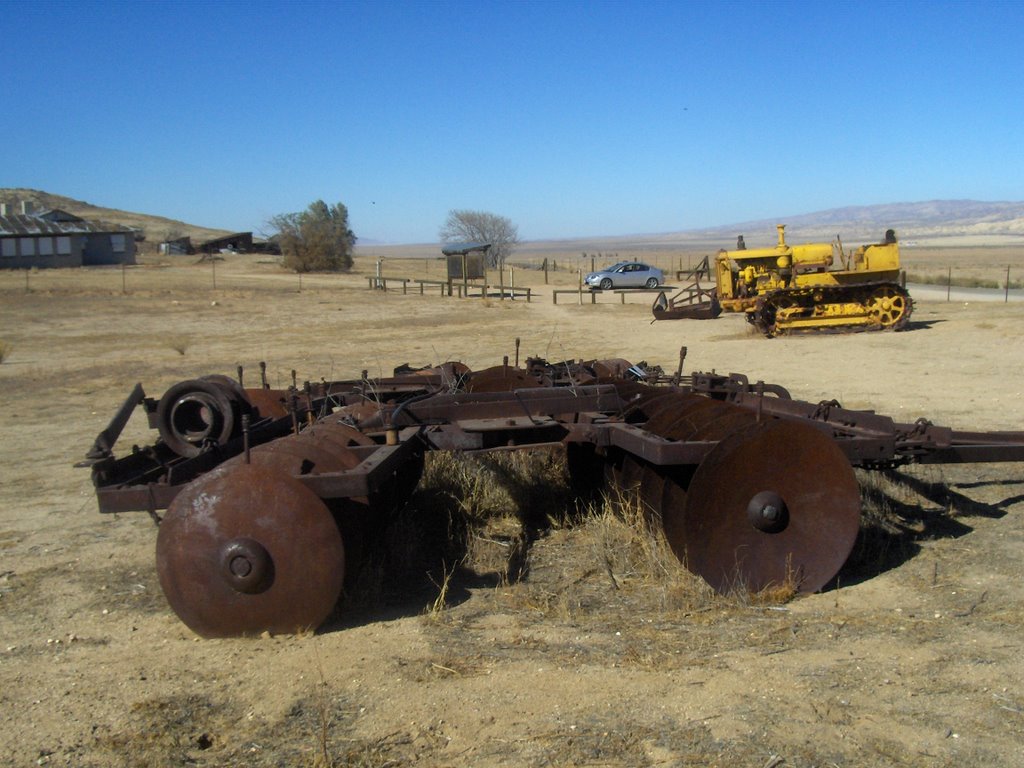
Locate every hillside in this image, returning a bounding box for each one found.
[0,188,232,244]
[513,200,1024,254]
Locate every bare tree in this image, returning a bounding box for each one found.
[439,209,519,268]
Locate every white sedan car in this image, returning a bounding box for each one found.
[584,262,664,290]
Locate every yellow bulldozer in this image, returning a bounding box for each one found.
[653,225,912,336]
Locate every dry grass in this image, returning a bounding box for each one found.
[907,271,1024,290]
[0,340,10,363]
[166,334,190,356]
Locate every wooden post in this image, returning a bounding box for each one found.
[543,258,549,284]
[122,263,127,294]
[212,258,217,290]
[578,269,583,305]
[499,261,505,300]
[947,266,952,302]
[1006,265,1011,303]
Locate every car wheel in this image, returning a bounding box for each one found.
[645,277,659,288]
[599,278,613,290]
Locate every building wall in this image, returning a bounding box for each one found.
[82,231,137,266]
[0,233,85,269]
[0,231,136,269]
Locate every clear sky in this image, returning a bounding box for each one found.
[3,0,1022,243]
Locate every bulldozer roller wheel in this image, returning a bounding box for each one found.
[668,420,861,595]
[156,463,346,638]
[868,285,911,329]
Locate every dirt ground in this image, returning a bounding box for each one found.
[1,253,1022,767]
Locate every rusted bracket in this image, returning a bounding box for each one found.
[78,383,146,464]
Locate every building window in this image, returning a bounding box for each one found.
[111,234,126,252]
[57,237,71,255]
[19,238,36,256]
[38,237,54,256]
[1,239,15,257]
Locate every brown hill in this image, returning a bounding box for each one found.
[513,200,1024,254]
[0,188,232,244]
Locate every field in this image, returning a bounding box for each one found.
[1,248,1023,767]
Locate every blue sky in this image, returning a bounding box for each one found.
[3,0,1022,243]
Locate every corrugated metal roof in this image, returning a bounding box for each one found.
[0,214,132,236]
[441,242,492,256]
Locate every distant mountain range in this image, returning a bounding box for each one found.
[519,200,1024,252]
[3,189,1022,250]
[686,200,1024,247]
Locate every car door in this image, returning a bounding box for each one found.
[622,263,644,287]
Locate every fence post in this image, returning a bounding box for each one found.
[947,266,951,302]
[1006,265,1011,303]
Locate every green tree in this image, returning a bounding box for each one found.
[439,209,519,268]
[270,200,355,272]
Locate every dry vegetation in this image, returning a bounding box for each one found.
[0,249,1022,767]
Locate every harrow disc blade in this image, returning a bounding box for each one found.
[466,365,543,392]
[156,463,345,638]
[672,420,860,594]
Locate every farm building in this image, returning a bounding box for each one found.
[0,202,137,269]
[198,232,253,254]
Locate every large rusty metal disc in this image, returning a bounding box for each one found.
[671,420,861,594]
[303,421,375,448]
[156,463,345,637]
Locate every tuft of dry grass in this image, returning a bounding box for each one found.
[166,334,190,356]
[0,339,9,363]
[582,490,722,613]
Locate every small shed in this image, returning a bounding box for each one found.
[198,232,253,254]
[442,242,491,281]
[159,236,193,256]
